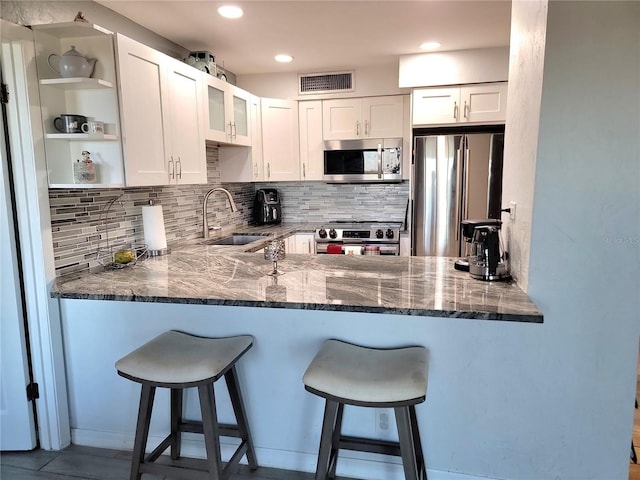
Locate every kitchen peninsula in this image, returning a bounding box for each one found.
[51,238,542,322]
[51,238,542,479]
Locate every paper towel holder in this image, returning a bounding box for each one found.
[145,200,171,257]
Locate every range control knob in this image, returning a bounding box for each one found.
[318,228,327,239]
[375,229,384,239]
[386,229,395,239]
[329,228,337,239]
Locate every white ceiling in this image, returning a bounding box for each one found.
[96,0,512,76]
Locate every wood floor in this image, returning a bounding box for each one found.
[0,444,349,480]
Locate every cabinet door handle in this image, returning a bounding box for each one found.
[355,121,360,137]
[227,121,233,139]
[302,163,306,179]
[267,162,271,179]
[463,101,469,119]
[453,102,458,120]
[232,122,237,139]
[168,156,175,180]
[176,157,182,179]
[364,120,369,136]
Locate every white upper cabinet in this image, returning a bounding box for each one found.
[204,75,251,146]
[32,22,124,188]
[115,33,206,186]
[412,82,507,126]
[298,100,324,181]
[322,96,404,140]
[219,94,263,182]
[261,98,300,181]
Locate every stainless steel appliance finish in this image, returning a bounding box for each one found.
[412,129,504,256]
[323,138,402,183]
[314,221,402,255]
[469,225,511,281]
[254,188,282,225]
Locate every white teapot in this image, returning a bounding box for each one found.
[48,46,96,78]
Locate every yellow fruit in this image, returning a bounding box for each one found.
[114,250,135,264]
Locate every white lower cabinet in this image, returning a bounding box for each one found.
[285,233,315,254]
[261,98,300,181]
[115,33,206,186]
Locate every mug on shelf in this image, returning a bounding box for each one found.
[81,120,105,137]
[53,114,87,134]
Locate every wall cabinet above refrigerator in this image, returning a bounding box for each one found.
[412,82,508,127]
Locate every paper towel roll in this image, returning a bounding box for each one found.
[142,204,167,251]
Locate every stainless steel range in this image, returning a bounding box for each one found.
[314,221,402,255]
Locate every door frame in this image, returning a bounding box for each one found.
[1,19,70,450]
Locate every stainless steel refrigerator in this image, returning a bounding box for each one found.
[412,128,504,256]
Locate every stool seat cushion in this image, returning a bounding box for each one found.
[303,339,428,405]
[116,331,253,386]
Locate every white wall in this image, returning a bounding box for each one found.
[0,0,188,60]
[501,1,548,289]
[237,64,410,100]
[523,1,640,479]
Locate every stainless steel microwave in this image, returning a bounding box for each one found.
[323,138,402,183]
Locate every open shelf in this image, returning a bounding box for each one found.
[45,133,118,141]
[40,77,114,90]
[30,22,113,38]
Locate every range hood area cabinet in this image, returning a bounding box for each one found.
[204,75,251,147]
[32,22,125,188]
[115,33,206,186]
[412,82,508,126]
[322,96,404,141]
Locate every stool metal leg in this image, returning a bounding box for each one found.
[328,403,344,479]
[170,388,183,460]
[198,383,223,480]
[225,365,258,470]
[130,384,155,480]
[315,400,340,480]
[409,405,427,479]
[395,406,420,480]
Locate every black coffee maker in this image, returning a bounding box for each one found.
[454,219,502,272]
[254,189,282,225]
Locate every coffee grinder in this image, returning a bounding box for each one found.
[454,219,503,272]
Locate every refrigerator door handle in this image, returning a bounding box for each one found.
[464,144,471,220]
[455,146,463,242]
[377,142,382,179]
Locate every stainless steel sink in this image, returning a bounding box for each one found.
[201,234,270,246]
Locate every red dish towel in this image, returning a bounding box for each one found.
[327,244,343,254]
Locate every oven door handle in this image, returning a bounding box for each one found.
[377,143,383,179]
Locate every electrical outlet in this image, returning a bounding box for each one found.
[375,408,390,433]
[509,201,517,221]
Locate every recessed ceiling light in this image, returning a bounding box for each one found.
[218,5,243,19]
[275,54,293,63]
[420,42,441,50]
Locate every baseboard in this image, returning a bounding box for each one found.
[71,428,490,480]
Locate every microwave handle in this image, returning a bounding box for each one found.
[377,143,382,179]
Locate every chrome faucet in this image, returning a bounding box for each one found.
[202,187,238,239]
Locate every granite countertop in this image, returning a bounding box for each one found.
[51,225,543,323]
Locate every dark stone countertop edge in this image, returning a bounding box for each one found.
[51,291,543,323]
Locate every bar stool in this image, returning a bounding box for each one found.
[303,339,428,480]
[115,330,258,480]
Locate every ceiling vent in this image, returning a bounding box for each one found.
[298,71,355,95]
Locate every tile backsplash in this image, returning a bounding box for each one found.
[49,145,410,276]
[49,146,252,276]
